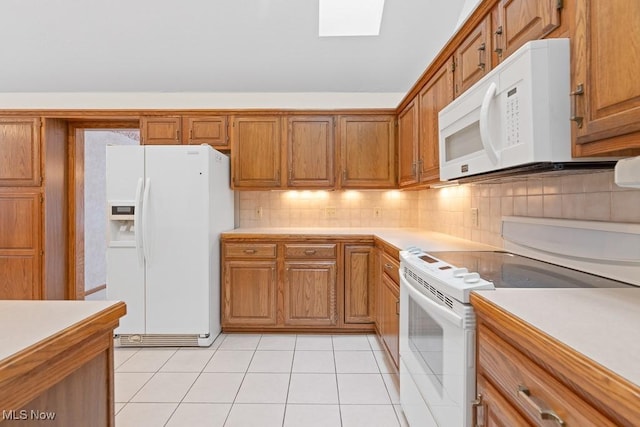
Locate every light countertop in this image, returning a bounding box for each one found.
[473,288,640,387]
[222,227,497,252]
[0,300,123,361]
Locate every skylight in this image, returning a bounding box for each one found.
[319,0,385,37]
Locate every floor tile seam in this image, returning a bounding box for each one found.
[119,371,157,404]
[221,336,260,427]
[113,348,140,369]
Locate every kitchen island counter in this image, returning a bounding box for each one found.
[0,300,126,426]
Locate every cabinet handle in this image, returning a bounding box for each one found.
[418,158,423,176]
[472,393,485,427]
[570,84,585,129]
[395,300,400,315]
[243,249,257,254]
[384,263,394,270]
[304,249,317,255]
[477,42,486,70]
[288,169,293,181]
[412,162,417,178]
[342,170,347,182]
[517,386,566,426]
[176,129,180,141]
[494,26,503,56]
[189,129,193,140]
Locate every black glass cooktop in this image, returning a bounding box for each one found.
[426,251,634,289]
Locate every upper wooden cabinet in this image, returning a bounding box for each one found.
[493,0,563,61]
[230,116,283,189]
[286,116,335,188]
[398,100,420,187]
[572,0,640,157]
[454,15,492,96]
[140,116,181,145]
[0,118,41,187]
[339,115,396,188]
[417,62,454,185]
[183,116,228,149]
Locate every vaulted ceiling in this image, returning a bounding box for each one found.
[0,0,475,94]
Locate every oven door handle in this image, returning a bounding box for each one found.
[401,275,464,328]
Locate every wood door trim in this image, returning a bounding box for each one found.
[84,284,106,297]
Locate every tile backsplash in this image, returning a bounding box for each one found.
[238,190,418,228]
[237,170,640,247]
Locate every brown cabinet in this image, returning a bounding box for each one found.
[572,0,640,156]
[472,293,639,427]
[344,245,375,324]
[183,116,228,149]
[493,0,563,61]
[339,115,396,188]
[140,116,181,145]
[230,116,282,188]
[398,100,420,187]
[376,248,400,368]
[223,260,278,326]
[286,116,335,188]
[417,62,454,184]
[0,118,41,187]
[284,261,337,326]
[454,15,492,96]
[0,192,41,299]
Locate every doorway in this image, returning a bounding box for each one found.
[68,121,139,300]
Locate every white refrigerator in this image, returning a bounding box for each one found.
[106,145,234,347]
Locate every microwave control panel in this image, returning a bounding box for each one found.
[505,87,520,147]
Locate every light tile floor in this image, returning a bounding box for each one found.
[114,334,408,427]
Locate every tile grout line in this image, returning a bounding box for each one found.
[223,334,261,426]
[331,335,344,427]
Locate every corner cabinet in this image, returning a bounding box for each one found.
[398,99,420,187]
[230,116,283,189]
[286,116,335,188]
[571,0,640,157]
[339,115,396,188]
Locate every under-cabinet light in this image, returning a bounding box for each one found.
[430,180,460,189]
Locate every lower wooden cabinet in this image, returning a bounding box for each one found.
[222,260,277,326]
[221,238,376,332]
[284,261,337,326]
[344,245,375,324]
[476,374,530,427]
[378,273,400,368]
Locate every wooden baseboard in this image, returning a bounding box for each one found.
[84,284,106,297]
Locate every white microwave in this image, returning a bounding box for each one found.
[438,39,571,181]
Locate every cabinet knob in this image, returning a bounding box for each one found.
[304,249,317,255]
[244,249,257,254]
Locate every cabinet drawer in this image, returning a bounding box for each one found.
[284,244,336,259]
[381,252,400,285]
[225,243,276,258]
[478,326,616,427]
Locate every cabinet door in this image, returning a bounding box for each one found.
[184,116,228,148]
[286,116,335,188]
[223,260,277,326]
[284,261,337,326]
[476,375,530,427]
[379,274,399,367]
[495,0,562,60]
[140,117,181,145]
[339,115,396,188]
[418,61,454,184]
[344,245,375,324]
[0,118,41,186]
[0,192,41,299]
[231,116,282,188]
[572,0,640,155]
[398,100,420,187]
[454,15,491,96]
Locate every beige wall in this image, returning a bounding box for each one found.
[237,170,640,247]
[418,170,640,247]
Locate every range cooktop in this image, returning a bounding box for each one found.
[425,251,634,289]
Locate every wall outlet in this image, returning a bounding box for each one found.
[325,207,337,218]
[471,207,479,227]
[373,207,382,218]
[256,207,263,219]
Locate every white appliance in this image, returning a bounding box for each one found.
[399,217,640,426]
[438,38,572,181]
[106,145,234,347]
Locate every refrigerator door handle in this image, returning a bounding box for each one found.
[142,177,152,265]
[134,177,144,266]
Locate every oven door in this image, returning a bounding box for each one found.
[400,273,476,427]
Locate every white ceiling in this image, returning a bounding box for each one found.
[0,0,471,95]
